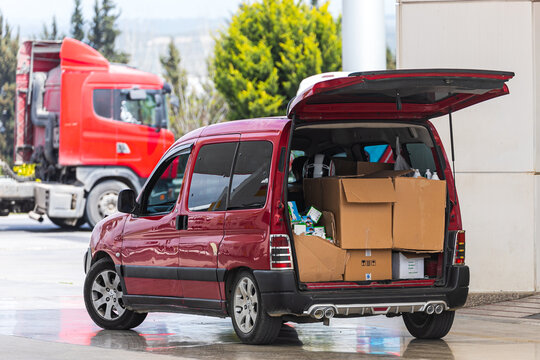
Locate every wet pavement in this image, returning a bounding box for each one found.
[2,214,540,359]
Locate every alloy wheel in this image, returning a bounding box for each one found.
[233,277,259,334]
[91,269,126,320]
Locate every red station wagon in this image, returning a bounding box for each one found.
[84,69,513,344]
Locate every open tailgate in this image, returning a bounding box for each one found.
[287,69,514,121]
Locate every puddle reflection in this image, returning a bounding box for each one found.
[0,308,455,358]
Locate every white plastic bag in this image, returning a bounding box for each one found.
[393,136,411,171]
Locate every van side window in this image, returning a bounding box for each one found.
[188,142,236,212]
[228,141,273,210]
[143,152,190,215]
[406,143,436,174]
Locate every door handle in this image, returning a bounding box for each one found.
[176,215,188,230]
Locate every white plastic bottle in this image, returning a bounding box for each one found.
[425,169,432,179]
[413,169,421,178]
[431,171,440,180]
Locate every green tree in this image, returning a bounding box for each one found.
[0,13,19,164]
[41,16,60,40]
[160,38,187,102]
[70,0,85,41]
[160,39,228,137]
[88,0,129,63]
[213,0,341,120]
[386,47,396,70]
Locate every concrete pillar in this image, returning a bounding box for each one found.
[342,0,386,71]
[397,0,539,293]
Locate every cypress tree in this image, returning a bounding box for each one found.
[70,0,85,41]
[0,13,19,164]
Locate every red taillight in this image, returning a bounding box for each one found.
[453,230,465,265]
[270,234,293,270]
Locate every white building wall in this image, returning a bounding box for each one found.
[397,0,538,292]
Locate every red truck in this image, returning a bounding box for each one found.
[0,38,175,228]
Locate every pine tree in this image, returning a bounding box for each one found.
[88,0,129,63]
[88,0,103,50]
[160,38,187,102]
[40,16,60,40]
[213,0,341,120]
[160,39,228,137]
[71,0,85,41]
[0,13,19,164]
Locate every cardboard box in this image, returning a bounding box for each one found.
[392,177,447,252]
[392,252,426,279]
[304,177,396,249]
[333,159,393,176]
[344,249,392,281]
[294,234,347,282]
[319,211,336,241]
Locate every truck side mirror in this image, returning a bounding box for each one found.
[117,189,138,214]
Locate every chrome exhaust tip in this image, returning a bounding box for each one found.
[425,304,435,315]
[313,308,325,319]
[435,304,444,314]
[324,307,335,319]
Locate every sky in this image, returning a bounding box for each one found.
[0,0,395,29]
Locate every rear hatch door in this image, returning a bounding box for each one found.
[287,69,514,121]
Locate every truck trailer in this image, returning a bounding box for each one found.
[0,38,175,228]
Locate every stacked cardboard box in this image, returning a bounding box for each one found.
[301,160,447,282]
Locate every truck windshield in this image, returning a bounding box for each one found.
[93,88,167,129]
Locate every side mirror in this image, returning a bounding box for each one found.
[117,189,138,214]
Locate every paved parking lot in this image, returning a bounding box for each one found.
[2,214,540,359]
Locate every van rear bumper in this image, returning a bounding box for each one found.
[253,265,469,317]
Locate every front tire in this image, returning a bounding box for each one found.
[403,311,455,339]
[229,271,282,345]
[84,258,147,330]
[85,180,128,228]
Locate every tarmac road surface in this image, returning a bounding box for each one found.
[1,214,540,359]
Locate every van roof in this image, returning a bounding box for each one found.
[174,117,289,145]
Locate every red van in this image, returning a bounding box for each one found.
[83,69,513,344]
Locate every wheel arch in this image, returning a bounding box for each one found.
[76,166,144,194]
[223,266,253,312]
[92,250,115,267]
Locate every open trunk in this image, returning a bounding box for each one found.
[287,120,451,290]
[283,69,513,292]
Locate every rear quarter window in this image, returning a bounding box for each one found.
[228,141,273,210]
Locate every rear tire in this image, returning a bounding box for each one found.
[229,271,282,345]
[84,258,147,330]
[403,311,455,339]
[85,180,128,228]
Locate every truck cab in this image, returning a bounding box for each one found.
[10,38,175,227]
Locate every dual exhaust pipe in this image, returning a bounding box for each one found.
[309,302,446,320]
[425,303,445,315]
[312,307,335,320]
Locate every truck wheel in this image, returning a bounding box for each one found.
[49,216,86,229]
[403,311,455,339]
[229,271,282,345]
[84,258,147,330]
[85,180,128,228]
